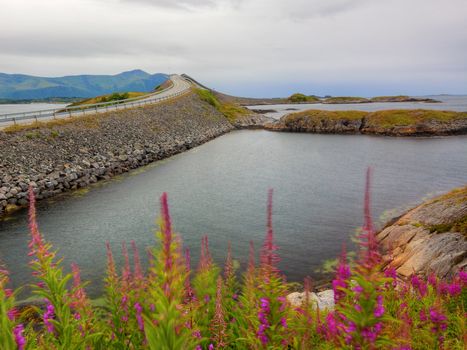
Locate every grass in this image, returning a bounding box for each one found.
[282,109,467,129]
[323,96,369,103]
[285,109,367,122]
[2,114,102,133]
[428,215,467,237]
[194,88,249,122]
[68,91,148,108]
[288,93,320,103]
[367,109,467,127]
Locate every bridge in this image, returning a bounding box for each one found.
[0,74,193,128]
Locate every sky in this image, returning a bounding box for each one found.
[1,0,466,97]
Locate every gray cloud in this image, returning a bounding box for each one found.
[0,0,466,96]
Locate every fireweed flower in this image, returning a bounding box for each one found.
[410,275,427,297]
[257,297,270,345]
[459,270,467,285]
[134,302,144,332]
[332,248,350,303]
[429,307,447,333]
[13,324,26,350]
[43,302,55,333]
[374,295,385,318]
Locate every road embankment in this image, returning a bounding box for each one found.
[0,92,233,217]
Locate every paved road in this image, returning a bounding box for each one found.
[0,74,192,129]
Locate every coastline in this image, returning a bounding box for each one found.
[0,92,234,218]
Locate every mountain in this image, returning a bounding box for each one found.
[0,69,169,99]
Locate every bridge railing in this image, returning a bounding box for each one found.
[0,76,189,125]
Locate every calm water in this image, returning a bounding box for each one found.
[247,95,467,119]
[1,131,467,296]
[0,103,67,115]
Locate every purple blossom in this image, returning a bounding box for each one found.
[459,270,467,285]
[43,302,55,333]
[13,324,26,350]
[193,330,201,339]
[280,317,287,328]
[419,310,427,322]
[374,295,385,318]
[332,248,351,303]
[411,275,427,297]
[208,344,214,350]
[257,297,270,345]
[429,307,447,333]
[447,282,461,297]
[134,302,144,332]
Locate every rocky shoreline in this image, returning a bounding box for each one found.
[378,186,467,280]
[0,92,234,217]
[264,109,467,136]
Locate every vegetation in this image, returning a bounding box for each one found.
[195,88,249,123]
[288,93,320,103]
[68,92,147,108]
[283,109,467,128]
[0,173,466,349]
[286,109,367,122]
[323,96,369,103]
[367,109,466,128]
[2,114,102,133]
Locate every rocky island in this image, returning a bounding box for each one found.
[266,109,467,136]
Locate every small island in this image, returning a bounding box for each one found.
[265,108,467,136]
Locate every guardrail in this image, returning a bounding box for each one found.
[0,76,190,125]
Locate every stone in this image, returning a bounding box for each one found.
[287,290,335,310]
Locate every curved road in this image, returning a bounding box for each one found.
[0,74,192,128]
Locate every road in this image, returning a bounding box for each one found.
[0,74,192,128]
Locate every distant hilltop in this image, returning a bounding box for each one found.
[0,69,169,100]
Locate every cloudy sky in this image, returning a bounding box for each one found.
[1,0,466,97]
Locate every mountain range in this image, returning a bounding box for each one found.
[0,69,169,100]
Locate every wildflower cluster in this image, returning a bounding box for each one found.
[0,177,466,349]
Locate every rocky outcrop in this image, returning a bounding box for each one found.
[265,115,364,134]
[0,92,234,217]
[378,187,467,280]
[266,109,467,136]
[232,113,276,129]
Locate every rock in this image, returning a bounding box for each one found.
[287,290,335,310]
[0,91,234,218]
[378,187,467,280]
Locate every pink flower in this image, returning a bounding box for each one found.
[459,270,467,285]
[374,295,385,318]
[13,324,26,350]
[447,282,461,297]
[411,275,427,297]
[429,307,447,333]
[257,297,270,345]
[43,302,55,333]
[134,302,144,331]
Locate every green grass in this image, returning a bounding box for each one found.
[368,109,467,128]
[69,91,148,107]
[288,93,320,103]
[195,88,249,122]
[285,109,367,122]
[283,109,467,129]
[323,96,369,103]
